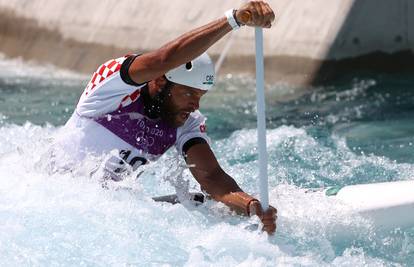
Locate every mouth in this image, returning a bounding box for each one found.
[179,111,191,121]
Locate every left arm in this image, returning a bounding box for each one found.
[185,142,277,234]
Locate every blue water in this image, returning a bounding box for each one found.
[1,57,414,266]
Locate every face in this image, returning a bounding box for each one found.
[161,83,206,127]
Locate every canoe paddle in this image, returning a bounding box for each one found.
[240,11,270,210]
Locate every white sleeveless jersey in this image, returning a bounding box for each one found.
[54,56,209,180]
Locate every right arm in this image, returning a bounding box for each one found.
[128,1,275,84]
[185,142,277,234]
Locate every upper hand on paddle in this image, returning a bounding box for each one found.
[236,1,275,28]
[249,200,277,234]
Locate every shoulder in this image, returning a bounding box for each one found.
[83,56,129,95]
[76,55,146,117]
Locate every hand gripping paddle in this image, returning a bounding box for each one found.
[240,10,270,210]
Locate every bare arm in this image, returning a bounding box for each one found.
[185,143,277,234]
[184,142,248,214]
[129,18,232,84]
[128,1,275,84]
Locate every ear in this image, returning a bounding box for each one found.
[154,76,168,88]
[148,76,168,97]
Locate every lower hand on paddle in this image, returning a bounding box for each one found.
[235,1,275,28]
[249,200,277,234]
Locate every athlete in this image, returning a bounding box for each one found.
[57,1,277,234]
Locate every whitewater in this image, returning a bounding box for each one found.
[1,56,414,266]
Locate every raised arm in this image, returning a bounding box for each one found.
[185,142,277,234]
[128,1,275,84]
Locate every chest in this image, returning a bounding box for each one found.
[94,98,177,157]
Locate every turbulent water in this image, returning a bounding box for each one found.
[1,56,414,266]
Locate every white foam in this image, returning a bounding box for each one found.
[0,53,87,80]
[0,123,411,265]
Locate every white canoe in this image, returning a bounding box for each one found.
[326,180,414,229]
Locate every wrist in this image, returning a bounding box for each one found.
[226,191,257,215]
[247,199,260,216]
[225,9,241,30]
[233,9,242,27]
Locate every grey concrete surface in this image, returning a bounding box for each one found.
[0,0,413,84]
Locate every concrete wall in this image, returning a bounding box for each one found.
[1,0,413,84]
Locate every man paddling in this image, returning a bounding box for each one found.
[57,1,277,234]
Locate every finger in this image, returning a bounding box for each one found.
[251,2,259,26]
[263,208,277,217]
[267,205,277,212]
[260,216,275,223]
[238,10,252,25]
[239,2,251,24]
[257,3,273,28]
[262,218,276,226]
[263,224,276,234]
[262,220,277,228]
[264,223,276,231]
[263,216,277,223]
[264,219,277,227]
[256,1,266,27]
[261,213,276,220]
[263,209,276,215]
[264,3,275,23]
[262,218,276,225]
[262,218,277,226]
[264,9,273,27]
[260,5,272,28]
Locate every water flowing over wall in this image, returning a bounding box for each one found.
[1,0,413,84]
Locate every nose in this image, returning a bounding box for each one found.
[193,99,200,110]
[189,96,200,111]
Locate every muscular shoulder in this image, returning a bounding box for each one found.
[76,55,146,117]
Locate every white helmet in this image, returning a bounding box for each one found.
[165,53,215,91]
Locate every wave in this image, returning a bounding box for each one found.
[0,122,413,265]
[0,53,87,80]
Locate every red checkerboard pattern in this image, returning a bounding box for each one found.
[84,57,124,95]
[119,89,141,109]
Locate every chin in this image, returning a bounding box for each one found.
[164,117,185,128]
[162,112,188,128]
[174,119,186,127]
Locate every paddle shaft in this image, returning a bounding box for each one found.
[254,27,269,210]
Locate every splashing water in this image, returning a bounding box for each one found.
[1,57,414,265]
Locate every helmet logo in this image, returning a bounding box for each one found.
[203,75,214,85]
